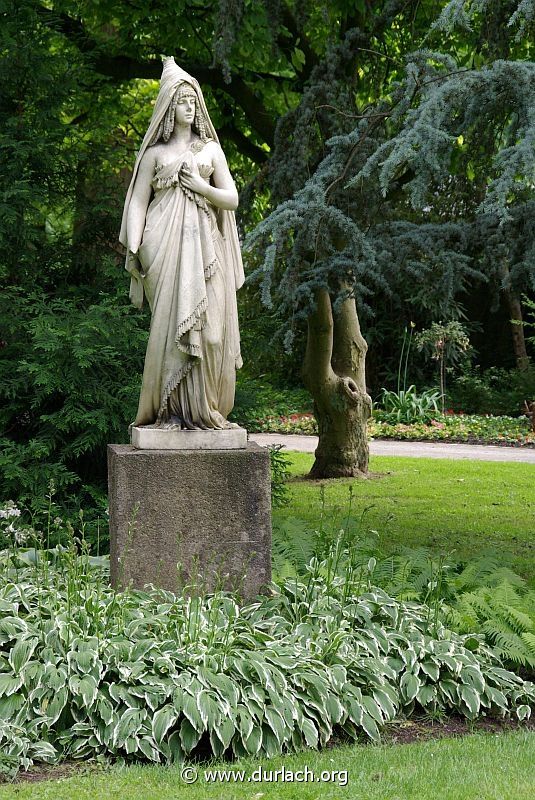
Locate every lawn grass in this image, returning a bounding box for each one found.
[2,730,534,800]
[275,454,535,583]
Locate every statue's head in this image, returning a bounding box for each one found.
[145,58,214,147]
[154,81,209,144]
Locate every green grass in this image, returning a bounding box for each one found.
[2,731,534,799]
[275,454,535,583]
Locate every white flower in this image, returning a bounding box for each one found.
[0,506,20,519]
[0,503,21,519]
[14,529,28,546]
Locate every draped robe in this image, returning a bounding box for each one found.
[133,141,242,429]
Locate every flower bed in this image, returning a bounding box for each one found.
[250,413,535,447]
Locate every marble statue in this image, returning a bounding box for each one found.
[120,57,244,431]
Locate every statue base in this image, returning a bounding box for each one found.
[108,443,271,599]
[131,425,247,450]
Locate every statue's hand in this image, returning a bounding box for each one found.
[179,165,208,197]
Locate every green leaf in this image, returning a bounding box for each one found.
[196,690,220,729]
[30,741,57,762]
[9,638,38,674]
[516,705,531,721]
[460,665,485,694]
[372,688,396,720]
[183,693,203,732]
[167,730,184,763]
[486,686,508,711]
[264,706,287,745]
[325,693,344,724]
[261,724,281,757]
[420,661,440,682]
[114,708,146,747]
[152,704,178,745]
[347,698,363,727]
[417,685,437,707]
[0,673,23,697]
[438,679,459,704]
[361,712,380,742]
[97,696,114,726]
[44,686,68,724]
[290,47,306,70]
[0,692,24,719]
[300,716,318,748]
[362,695,383,724]
[138,736,161,761]
[179,717,202,755]
[69,674,98,709]
[41,663,67,691]
[209,728,226,758]
[243,724,262,755]
[214,716,235,750]
[460,685,480,716]
[400,672,420,703]
[197,668,239,706]
[238,705,254,739]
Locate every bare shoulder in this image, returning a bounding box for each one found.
[204,139,226,162]
[142,145,160,167]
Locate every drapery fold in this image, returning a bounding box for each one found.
[133,145,241,428]
[120,57,244,429]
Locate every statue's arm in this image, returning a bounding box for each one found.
[126,150,156,254]
[181,143,239,211]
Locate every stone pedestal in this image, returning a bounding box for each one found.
[108,443,271,599]
[131,425,247,450]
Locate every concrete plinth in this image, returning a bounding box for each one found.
[131,425,247,450]
[108,443,271,599]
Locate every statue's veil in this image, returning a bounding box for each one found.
[119,57,244,307]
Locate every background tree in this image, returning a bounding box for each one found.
[1,0,534,514]
[246,0,535,476]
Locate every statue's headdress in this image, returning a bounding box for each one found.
[119,57,244,307]
[120,57,218,247]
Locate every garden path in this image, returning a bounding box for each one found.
[248,433,535,463]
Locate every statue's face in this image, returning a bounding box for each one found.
[174,90,196,127]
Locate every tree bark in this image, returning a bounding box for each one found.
[302,288,371,478]
[500,262,530,370]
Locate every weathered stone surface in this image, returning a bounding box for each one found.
[131,425,247,450]
[108,443,271,599]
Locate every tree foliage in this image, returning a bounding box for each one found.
[1,0,535,497]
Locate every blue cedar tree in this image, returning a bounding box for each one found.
[245,0,534,474]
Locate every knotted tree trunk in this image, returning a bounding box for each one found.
[302,288,371,478]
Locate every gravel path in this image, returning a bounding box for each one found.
[248,433,535,464]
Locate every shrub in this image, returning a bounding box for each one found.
[0,531,533,778]
[268,445,291,509]
[0,289,147,543]
[272,518,535,673]
[448,366,535,417]
[230,377,311,430]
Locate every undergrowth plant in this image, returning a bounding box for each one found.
[0,506,533,778]
[272,514,535,674]
[377,386,442,425]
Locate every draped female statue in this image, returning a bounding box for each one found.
[120,57,244,431]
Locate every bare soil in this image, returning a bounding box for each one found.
[7,717,534,785]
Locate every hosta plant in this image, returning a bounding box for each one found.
[0,540,533,778]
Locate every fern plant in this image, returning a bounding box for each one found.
[272,505,535,674]
[445,581,535,670]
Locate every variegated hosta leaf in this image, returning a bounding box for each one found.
[0,552,534,779]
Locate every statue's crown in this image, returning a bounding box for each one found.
[161,56,196,96]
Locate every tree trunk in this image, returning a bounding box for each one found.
[302,288,371,478]
[500,262,530,370]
